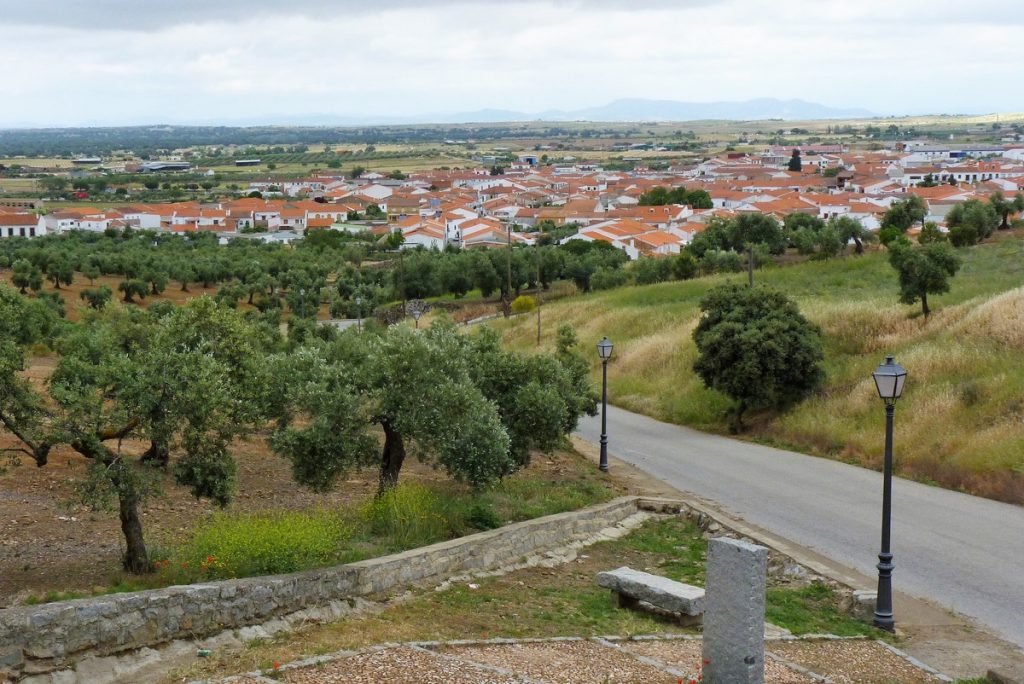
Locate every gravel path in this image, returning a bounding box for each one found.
[210,636,946,683]
[443,640,676,683]
[621,639,815,683]
[769,640,944,684]
[281,646,525,683]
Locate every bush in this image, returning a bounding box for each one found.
[918,221,947,244]
[699,249,744,274]
[948,224,979,247]
[878,226,902,246]
[692,284,824,429]
[671,251,697,280]
[176,510,352,579]
[632,257,672,285]
[511,294,537,314]
[466,502,502,530]
[590,266,629,291]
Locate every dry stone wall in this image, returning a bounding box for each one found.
[0,496,642,680]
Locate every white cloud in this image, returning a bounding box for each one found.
[0,0,1021,126]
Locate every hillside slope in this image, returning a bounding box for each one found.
[495,235,1024,503]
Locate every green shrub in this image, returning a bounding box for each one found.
[466,502,502,530]
[511,294,537,314]
[590,266,629,291]
[177,509,352,579]
[361,483,454,550]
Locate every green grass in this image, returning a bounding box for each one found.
[172,515,884,683]
[496,235,1024,503]
[766,583,877,637]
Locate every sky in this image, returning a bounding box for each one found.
[2,0,1022,127]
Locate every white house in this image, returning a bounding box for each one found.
[0,213,43,238]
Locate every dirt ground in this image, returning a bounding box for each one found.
[1,416,597,606]
[0,272,229,322]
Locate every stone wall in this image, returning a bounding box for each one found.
[0,496,643,680]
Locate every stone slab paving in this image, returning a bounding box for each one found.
[204,635,948,684]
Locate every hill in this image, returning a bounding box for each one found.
[495,235,1024,504]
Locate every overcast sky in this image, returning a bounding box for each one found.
[2,0,1022,127]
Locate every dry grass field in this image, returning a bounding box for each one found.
[496,233,1024,503]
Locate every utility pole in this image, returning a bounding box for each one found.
[536,247,542,346]
[503,225,512,318]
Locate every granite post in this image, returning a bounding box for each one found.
[702,537,769,684]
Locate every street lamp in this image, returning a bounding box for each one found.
[871,355,907,633]
[355,295,362,333]
[596,336,614,473]
[406,299,425,329]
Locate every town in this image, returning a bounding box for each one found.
[4,136,1023,259]
[3,0,1024,681]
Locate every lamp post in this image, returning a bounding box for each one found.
[596,336,614,473]
[355,295,362,333]
[407,299,425,329]
[871,355,907,633]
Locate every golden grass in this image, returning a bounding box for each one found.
[954,287,1024,349]
[495,241,1024,503]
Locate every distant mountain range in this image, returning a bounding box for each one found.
[0,98,878,129]
[177,98,875,127]
[457,98,875,123]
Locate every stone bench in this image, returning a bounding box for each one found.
[596,566,705,626]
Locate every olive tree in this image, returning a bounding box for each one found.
[11,259,42,294]
[269,321,596,496]
[0,298,269,573]
[946,199,999,247]
[888,241,961,317]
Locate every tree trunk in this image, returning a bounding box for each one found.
[377,422,406,497]
[921,291,930,318]
[853,236,864,255]
[1001,212,1009,230]
[118,492,151,574]
[730,402,746,434]
[140,439,169,468]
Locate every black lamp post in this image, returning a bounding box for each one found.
[406,299,425,329]
[355,295,362,333]
[596,336,614,473]
[871,355,907,633]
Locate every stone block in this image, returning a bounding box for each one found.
[597,567,705,616]
[72,654,120,684]
[702,537,768,684]
[850,589,877,622]
[0,647,24,671]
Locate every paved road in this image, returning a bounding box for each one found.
[576,405,1024,647]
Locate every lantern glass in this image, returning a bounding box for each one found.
[596,337,614,361]
[872,356,907,402]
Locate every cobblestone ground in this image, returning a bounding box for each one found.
[209,635,946,683]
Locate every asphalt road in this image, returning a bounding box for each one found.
[576,405,1024,647]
